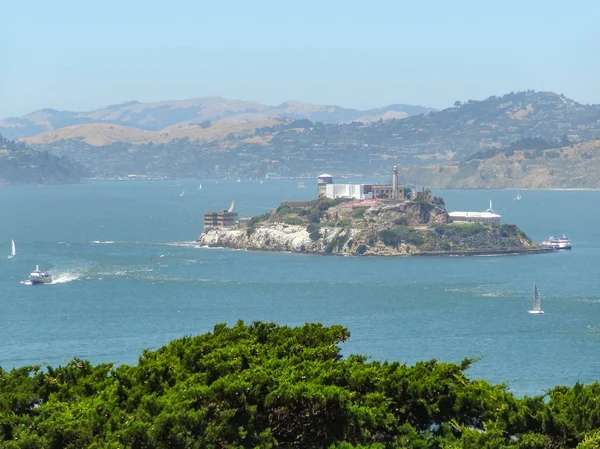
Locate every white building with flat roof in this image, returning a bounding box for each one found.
[449,200,502,224]
[325,183,372,200]
[448,211,501,224]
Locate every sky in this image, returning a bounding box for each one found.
[1,0,599,118]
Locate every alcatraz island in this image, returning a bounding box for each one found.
[197,168,551,256]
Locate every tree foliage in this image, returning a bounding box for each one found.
[1,321,600,448]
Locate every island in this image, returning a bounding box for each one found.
[197,173,550,257]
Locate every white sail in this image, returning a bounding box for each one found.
[7,240,15,259]
[227,200,235,213]
[529,283,544,314]
[180,189,185,197]
[515,190,521,200]
[198,184,202,190]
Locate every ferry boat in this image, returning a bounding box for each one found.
[542,234,572,250]
[29,265,53,284]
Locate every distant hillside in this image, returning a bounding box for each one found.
[22,118,283,146]
[0,134,86,185]
[398,139,600,189]
[21,90,600,181]
[0,97,434,139]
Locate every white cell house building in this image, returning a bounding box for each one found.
[325,183,373,200]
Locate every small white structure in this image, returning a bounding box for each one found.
[325,184,372,200]
[448,211,501,224]
[449,200,501,224]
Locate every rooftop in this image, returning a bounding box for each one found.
[448,211,502,218]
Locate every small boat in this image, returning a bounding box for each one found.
[7,240,15,259]
[237,179,241,183]
[541,234,572,250]
[29,265,52,285]
[259,180,264,184]
[296,182,305,188]
[515,190,521,200]
[198,184,202,190]
[528,283,544,314]
[180,189,185,197]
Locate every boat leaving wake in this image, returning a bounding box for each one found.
[20,272,81,286]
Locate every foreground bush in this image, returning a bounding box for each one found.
[0,321,598,448]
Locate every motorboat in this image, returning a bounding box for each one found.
[29,265,52,284]
[542,234,572,250]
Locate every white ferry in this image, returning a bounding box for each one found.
[542,234,572,250]
[29,265,53,284]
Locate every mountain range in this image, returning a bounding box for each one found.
[6,90,600,188]
[0,97,434,140]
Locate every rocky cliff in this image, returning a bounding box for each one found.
[197,198,548,256]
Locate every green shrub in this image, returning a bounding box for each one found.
[0,320,598,448]
[352,207,368,219]
[309,230,321,241]
[337,218,352,227]
[309,211,322,223]
[356,244,368,254]
[284,216,304,226]
[379,228,424,247]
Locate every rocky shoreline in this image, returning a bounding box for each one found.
[197,198,548,257]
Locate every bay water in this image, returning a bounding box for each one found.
[0,180,598,396]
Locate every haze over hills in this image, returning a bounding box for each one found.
[0,133,86,185]
[399,139,600,189]
[0,97,435,140]
[12,90,600,188]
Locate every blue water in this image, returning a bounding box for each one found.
[0,180,598,396]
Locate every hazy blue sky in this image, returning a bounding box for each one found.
[1,0,598,118]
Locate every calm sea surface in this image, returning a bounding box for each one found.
[0,180,598,396]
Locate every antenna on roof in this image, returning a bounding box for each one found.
[228,200,235,213]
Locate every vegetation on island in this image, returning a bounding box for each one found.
[0,133,86,185]
[231,196,538,256]
[2,320,600,448]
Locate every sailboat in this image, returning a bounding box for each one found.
[528,283,544,314]
[7,240,15,259]
[198,184,202,190]
[515,190,521,200]
[180,189,185,197]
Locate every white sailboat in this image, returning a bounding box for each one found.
[180,189,185,197]
[515,190,521,200]
[528,283,544,314]
[7,240,15,259]
[198,183,202,190]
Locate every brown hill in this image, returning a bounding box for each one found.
[21,118,282,146]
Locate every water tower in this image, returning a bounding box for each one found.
[317,173,333,197]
